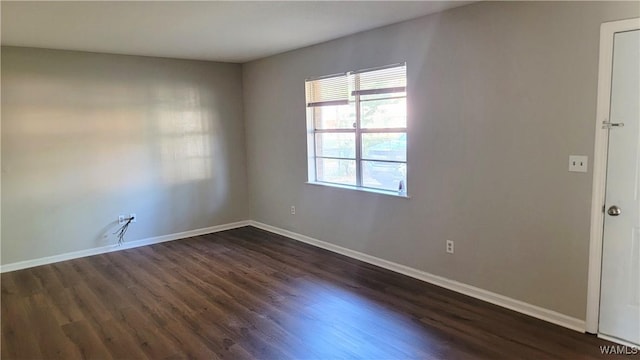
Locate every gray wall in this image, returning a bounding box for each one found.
[1,47,248,264]
[243,1,640,320]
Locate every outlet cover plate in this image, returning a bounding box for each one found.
[446,240,454,254]
[569,155,588,173]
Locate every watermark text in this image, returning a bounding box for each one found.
[600,345,639,355]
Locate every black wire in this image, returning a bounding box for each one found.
[113,217,134,245]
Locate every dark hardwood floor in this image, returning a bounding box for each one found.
[1,226,623,359]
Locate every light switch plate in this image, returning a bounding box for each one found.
[569,155,588,173]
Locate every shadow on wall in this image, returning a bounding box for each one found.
[2,54,234,259]
[150,84,231,233]
[153,85,215,185]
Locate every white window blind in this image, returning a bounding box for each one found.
[352,64,406,96]
[305,74,349,107]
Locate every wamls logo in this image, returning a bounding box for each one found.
[599,345,639,355]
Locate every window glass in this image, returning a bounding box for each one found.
[362,161,407,192]
[362,133,406,162]
[313,104,355,129]
[316,158,356,186]
[315,133,356,159]
[360,97,406,129]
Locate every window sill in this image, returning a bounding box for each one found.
[305,181,410,199]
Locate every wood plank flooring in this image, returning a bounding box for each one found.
[0,226,624,359]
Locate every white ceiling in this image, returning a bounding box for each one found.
[1,1,473,63]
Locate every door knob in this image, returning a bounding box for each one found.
[607,205,622,216]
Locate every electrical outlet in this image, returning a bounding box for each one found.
[118,214,136,224]
[568,155,588,173]
[290,206,296,215]
[446,240,454,254]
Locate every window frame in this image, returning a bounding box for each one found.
[306,63,408,197]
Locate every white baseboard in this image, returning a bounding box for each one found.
[0,220,251,273]
[1,218,587,334]
[248,220,586,333]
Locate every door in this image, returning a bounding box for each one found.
[599,28,640,346]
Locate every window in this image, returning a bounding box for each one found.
[305,63,407,195]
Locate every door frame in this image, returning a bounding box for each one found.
[587,17,640,335]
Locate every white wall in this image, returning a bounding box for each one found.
[242,1,640,320]
[1,47,248,264]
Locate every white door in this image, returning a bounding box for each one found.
[599,28,640,346]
